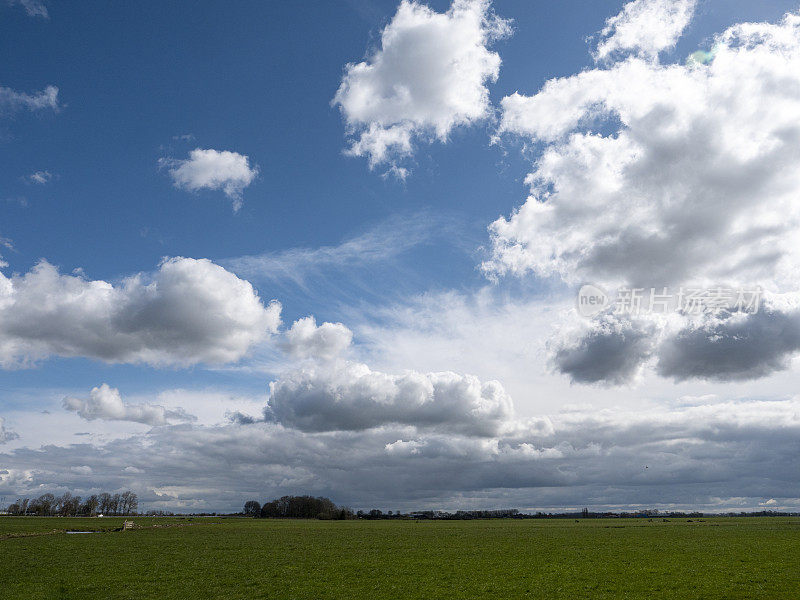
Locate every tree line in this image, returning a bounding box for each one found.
[242,498,523,520]
[244,496,354,520]
[6,491,138,517]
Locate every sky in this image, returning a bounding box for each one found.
[2,0,800,513]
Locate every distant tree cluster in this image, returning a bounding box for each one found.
[244,496,353,520]
[353,508,521,520]
[6,491,138,516]
[243,500,527,521]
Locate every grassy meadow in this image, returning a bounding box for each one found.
[0,516,798,599]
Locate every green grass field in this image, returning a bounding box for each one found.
[1,517,798,599]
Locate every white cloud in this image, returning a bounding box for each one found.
[63,384,196,426]
[7,0,47,18]
[344,123,413,170]
[0,85,59,113]
[486,9,800,384]
[161,148,259,211]
[490,11,800,292]
[595,0,697,61]
[283,316,353,362]
[0,257,281,368]
[26,170,52,185]
[0,417,19,444]
[267,360,514,436]
[267,308,516,437]
[333,0,510,173]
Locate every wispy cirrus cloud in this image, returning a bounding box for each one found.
[0,85,59,114]
[25,170,53,184]
[229,217,422,278]
[225,212,464,297]
[6,0,48,18]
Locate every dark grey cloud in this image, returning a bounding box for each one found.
[658,307,800,382]
[552,301,800,385]
[226,411,260,425]
[2,398,799,512]
[550,315,655,385]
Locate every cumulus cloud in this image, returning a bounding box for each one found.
[0,257,281,368]
[282,316,353,361]
[267,360,514,436]
[595,0,696,61]
[487,7,800,384]
[161,148,259,211]
[7,0,48,18]
[550,314,656,385]
[333,0,510,173]
[0,417,19,444]
[0,85,59,114]
[63,384,196,426]
[490,11,800,292]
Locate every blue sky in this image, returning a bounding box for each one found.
[3,0,800,512]
[2,0,792,395]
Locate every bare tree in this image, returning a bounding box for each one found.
[81,495,99,516]
[120,491,138,515]
[57,492,81,516]
[98,492,112,515]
